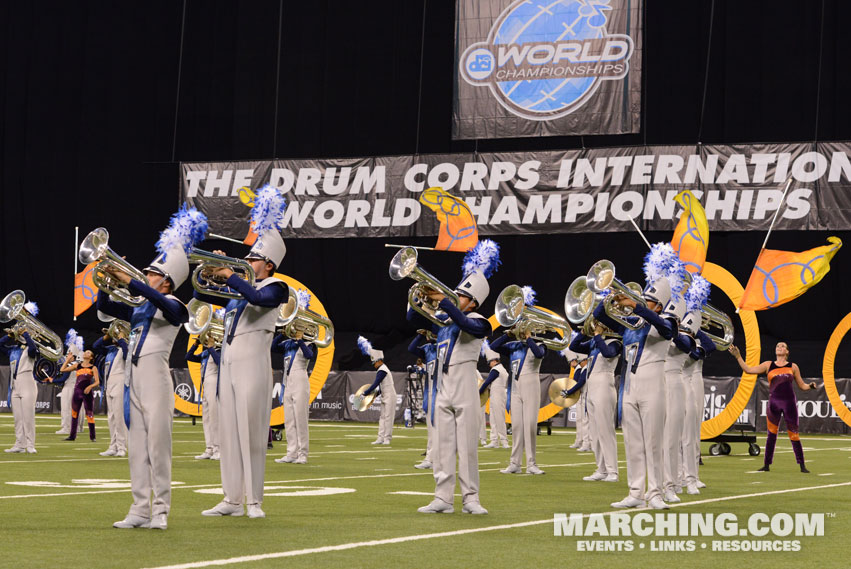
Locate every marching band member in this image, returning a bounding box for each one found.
[575,354,591,452]
[0,319,39,454]
[479,341,509,449]
[93,326,129,457]
[729,341,816,473]
[417,240,499,515]
[53,330,83,436]
[568,321,622,482]
[100,206,203,530]
[273,289,316,464]
[491,286,547,476]
[185,333,221,460]
[596,243,679,510]
[358,336,395,446]
[59,347,100,442]
[408,327,438,468]
[198,187,288,520]
[679,305,712,494]
[690,328,715,488]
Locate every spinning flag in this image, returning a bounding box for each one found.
[739,237,842,311]
[670,189,709,274]
[419,187,478,252]
[74,262,98,317]
[238,186,259,246]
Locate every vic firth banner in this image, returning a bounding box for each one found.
[181,142,851,239]
[452,0,643,139]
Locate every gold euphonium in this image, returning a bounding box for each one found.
[276,289,334,349]
[495,284,571,350]
[0,290,62,362]
[586,260,646,331]
[184,298,224,347]
[389,247,459,327]
[188,248,256,300]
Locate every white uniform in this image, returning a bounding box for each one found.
[104,345,128,454]
[663,342,689,493]
[622,325,669,502]
[375,364,395,444]
[10,347,37,451]
[685,356,706,484]
[577,362,591,449]
[282,341,311,460]
[433,312,487,507]
[201,353,220,456]
[487,364,508,446]
[217,277,282,508]
[58,377,78,434]
[586,338,620,477]
[508,344,544,469]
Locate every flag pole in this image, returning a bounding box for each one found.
[74,226,79,322]
[384,244,437,251]
[208,232,247,246]
[628,216,652,250]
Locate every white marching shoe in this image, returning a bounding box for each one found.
[417,499,454,514]
[100,449,117,457]
[115,449,126,458]
[583,472,607,481]
[685,482,701,495]
[500,464,521,474]
[462,502,488,515]
[648,496,670,510]
[611,496,645,509]
[247,504,266,519]
[275,456,296,463]
[202,501,244,517]
[602,473,620,482]
[696,480,707,489]
[150,514,168,530]
[482,441,498,449]
[195,450,213,460]
[663,490,681,503]
[113,515,151,529]
[526,465,545,475]
[413,461,433,469]
[371,439,384,445]
[294,456,308,464]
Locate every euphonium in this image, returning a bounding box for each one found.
[184,298,224,347]
[586,260,645,331]
[389,247,459,327]
[103,318,131,342]
[276,289,334,349]
[79,227,150,307]
[188,248,256,300]
[699,303,734,351]
[495,284,571,350]
[564,275,598,324]
[0,290,62,362]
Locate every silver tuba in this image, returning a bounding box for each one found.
[276,289,334,349]
[586,260,646,331]
[188,248,256,300]
[389,247,459,327]
[102,318,131,343]
[0,290,63,361]
[79,227,150,307]
[495,284,571,350]
[184,298,224,347]
[700,303,734,351]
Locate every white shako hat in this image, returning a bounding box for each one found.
[455,239,501,306]
[481,339,499,362]
[245,185,288,269]
[145,205,208,289]
[357,336,383,363]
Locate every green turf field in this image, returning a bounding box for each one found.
[1,414,849,569]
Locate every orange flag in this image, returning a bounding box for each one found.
[739,237,842,311]
[238,186,259,245]
[671,189,709,274]
[74,262,98,317]
[419,187,478,252]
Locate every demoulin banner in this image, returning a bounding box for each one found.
[453,0,643,139]
[181,142,851,239]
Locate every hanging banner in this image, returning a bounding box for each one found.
[452,0,643,139]
[182,142,851,239]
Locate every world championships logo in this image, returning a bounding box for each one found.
[459,0,634,121]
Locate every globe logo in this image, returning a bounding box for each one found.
[459,0,634,121]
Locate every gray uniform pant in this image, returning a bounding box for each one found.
[377,388,396,443]
[11,375,37,449]
[681,373,698,485]
[106,373,127,453]
[201,370,220,453]
[579,388,591,446]
[59,379,76,433]
[283,372,309,459]
[588,371,618,476]
[509,373,539,468]
[622,361,666,502]
[663,370,685,492]
[127,352,173,519]
[218,332,274,506]
[488,380,508,445]
[433,361,480,505]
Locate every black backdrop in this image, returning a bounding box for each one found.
[2,1,851,377]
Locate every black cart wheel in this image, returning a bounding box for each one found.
[709,443,721,456]
[748,443,761,456]
[720,442,732,455]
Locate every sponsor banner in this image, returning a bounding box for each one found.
[453,0,643,139]
[182,142,851,239]
[309,370,347,421]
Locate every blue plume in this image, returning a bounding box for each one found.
[480,338,491,356]
[156,204,209,258]
[667,258,688,301]
[462,239,501,278]
[65,328,78,349]
[521,285,536,306]
[685,275,711,310]
[251,185,287,237]
[357,335,373,356]
[24,301,38,316]
[75,336,84,354]
[643,242,677,284]
[296,288,311,310]
[214,308,225,320]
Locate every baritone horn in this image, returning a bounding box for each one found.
[0,290,63,361]
[79,227,150,307]
[586,260,645,331]
[389,247,459,327]
[495,284,571,350]
[184,298,224,347]
[102,318,131,342]
[276,289,334,348]
[188,248,256,300]
[700,303,734,351]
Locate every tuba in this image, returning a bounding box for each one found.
[188,248,256,300]
[79,227,150,307]
[699,303,734,351]
[495,284,571,350]
[389,247,459,327]
[184,298,224,347]
[586,260,645,331]
[0,290,63,362]
[276,289,334,349]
